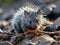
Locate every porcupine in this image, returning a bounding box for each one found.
[11,5,45,33]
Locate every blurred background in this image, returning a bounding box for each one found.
[0,0,60,32]
[0,0,60,22]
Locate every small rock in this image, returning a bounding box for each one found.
[54,7,60,14]
[54,35,60,41]
[2,20,9,27]
[43,24,58,32]
[47,4,56,11]
[2,11,13,20]
[51,41,60,45]
[0,8,4,15]
[11,34,25,44]
[0,29,3,32]
[25,33,35,40]
[0,41,13,45]
[22,39,33,45]
[0,22,4,30]
[31,34,55,45]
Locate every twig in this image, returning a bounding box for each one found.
[23,29,60,35]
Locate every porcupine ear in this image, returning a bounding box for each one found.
[37,9,42,15]
[24,10,27,16]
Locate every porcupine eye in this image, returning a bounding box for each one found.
[30,21,32,24]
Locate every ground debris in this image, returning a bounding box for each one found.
[0,1,60,45]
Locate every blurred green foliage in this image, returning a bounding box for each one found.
[0,0,18,5]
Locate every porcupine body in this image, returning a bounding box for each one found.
[11,5,45,33]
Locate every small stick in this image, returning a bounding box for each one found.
[40,30,60,35]
[0,32,13,40]
[23,29,60,35]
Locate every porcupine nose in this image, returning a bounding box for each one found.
[29,21,37,30]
